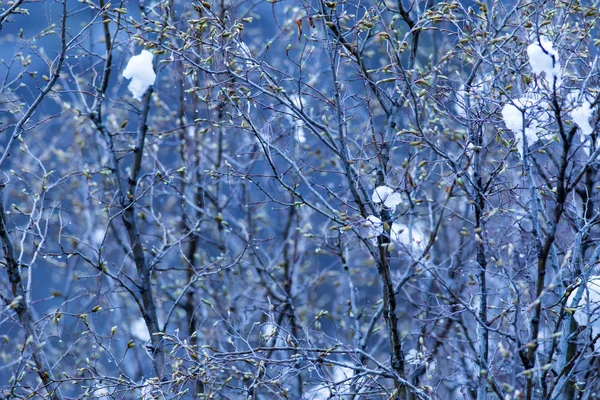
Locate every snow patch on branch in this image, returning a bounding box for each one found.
[568,277,600,327]
[122,50,156,101]
[567,276,600,349]
[571,102,594,135]
[568,92,595,136]
[501,94,550,156]
[362,215,383,239]
[527,36,561,84]
[371,186,402,208]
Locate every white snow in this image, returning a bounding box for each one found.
[567,276,600,350]
[371,186,402,208]
[390,223,426,252]
[501,103,524,133]
[571,101,594,136]
[527,36,561,83]
[567,91,595,142]
[568,276,600,327]
[362,215,383,238]
[122,50,156,101]
[501,94,549,156]
[130,317,151,342]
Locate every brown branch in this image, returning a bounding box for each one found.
[0,0,68,169]
[122,87,167,379]
[0,184,64,400]
[521,103,575,400]
[376,206,406,398]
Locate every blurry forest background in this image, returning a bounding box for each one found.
[0,0,600,399]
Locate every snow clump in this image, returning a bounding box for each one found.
[571,102,594,136]
[362,215,384,239]
[371,186,402,208]
[527,36,561,83]
[568,92,595,136]
[501,94,550,156]
[122,50,156,101]
[567,276,600,328]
